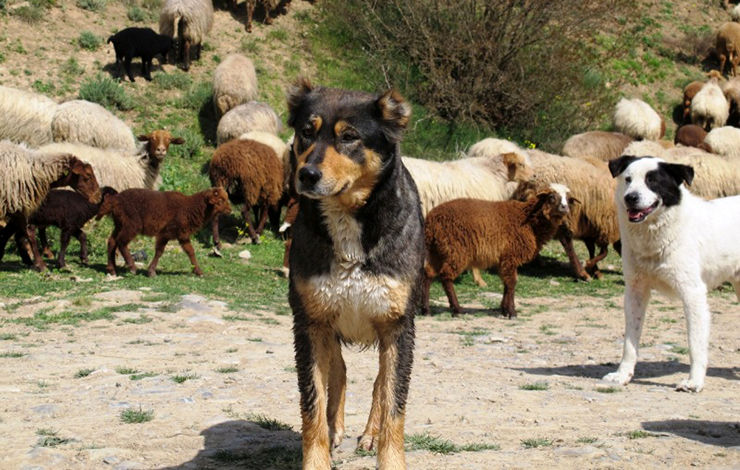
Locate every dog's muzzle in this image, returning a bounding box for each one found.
[297,165,323,197]
[624,192,658,223]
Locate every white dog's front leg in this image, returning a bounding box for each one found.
[603,281,651,385]
[676,286,710,393]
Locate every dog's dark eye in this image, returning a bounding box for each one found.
[625,176,632,183]
[301,125,314,140]
[646,174,655,184]
[340,130,360,143]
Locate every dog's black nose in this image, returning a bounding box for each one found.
[624,192,639,207]
[298,166,322,186]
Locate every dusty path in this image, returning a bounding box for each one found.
[0,289,737,469]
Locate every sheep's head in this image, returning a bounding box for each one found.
[138,130,185,161]
[55,156,102,204]
[528,183,578,224]
[502,151,533,183]
[206,187,231,216]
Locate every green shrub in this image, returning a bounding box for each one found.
[78,31,101,50]
[76,0,106,11]
[12,5,44,22]
[127,5,146,22]
[167,128,203,160]
[153,71,192,90]
[79,73,134,111]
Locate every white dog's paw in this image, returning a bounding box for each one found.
[602,371,632,385]
[357,433,376,452]
[675,378,703,393]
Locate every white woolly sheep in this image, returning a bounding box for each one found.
[613,97,665,141]
[0,140,100,271]
[216,101,282,145]
[703,126,740,158]
[717,21,740,76]
[51,100,137,152]
[561,131,633,162]
[213,54,258,117]
[622,140,740,198]
[466,137,529,160]
[0,86,57,147]
[691,75,730,130]
[733,5,740,22]
[38,130,184,191]
[159,0,214,71]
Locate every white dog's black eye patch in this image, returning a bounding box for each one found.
[646,162,693,207]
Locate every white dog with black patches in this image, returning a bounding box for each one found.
[605,155,740,392]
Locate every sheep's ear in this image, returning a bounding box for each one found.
[137,134,151,142]
[376,89,411,143]
[608,155,640,178]
[170,137,185,145]
[568,196,581,206]
[287,77,313,128]
[661,162,694,187]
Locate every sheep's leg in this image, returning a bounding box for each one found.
[182,40,191,71]
[147,237,168,277]
[440,278,462,316]
[57,230,72,269]
[585,244,608,280]
[37,226,54,259]
[254,203,269,237]
[246,0,255,32]
[720,53,728,77]
[268,204,281,235]
[0,223,15,263]
[499,262,518,318]
[211,214,222,249]
[242,205,260,244]
[557,227,591,281]
[25,223,46,272]
[75,229,89,265]
[195,43,202,61]
[471,268,487,287]
[115,231,137,274]
[178,238,203,276]
[142,55,153,81]
[106,235,117,275]
[124,56,135,82]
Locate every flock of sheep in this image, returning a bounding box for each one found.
[1,3,740,317]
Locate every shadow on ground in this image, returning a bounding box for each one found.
[642,419,740,448]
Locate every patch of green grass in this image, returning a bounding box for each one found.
[211,446,302,467]
[79,73,134,111]
[539,324,557,336]
[0,352,25,358]
[129,372,157,381]
[521,438,552,448]
[0,334,17,341]
[404,433,457,454]
[596,386,622,394]
[127,5,147,21]
[171,373,198,384]
[216,366,239,374]
[11,304,140,329]
[12,5,45,23]
[153,71,193,90]
[74,368,95,378]
[627,430,656,439]
[519,381,549,391]
[76,0,106,11]
[669,344,689,355]
[122,315,153,324]
[115,367,139,375]
[577,437,598,444]
[36,428,73,447]
[247,413,292,431]
[120,407,154,423]
[78,31,101,50]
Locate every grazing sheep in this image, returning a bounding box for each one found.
[209,137,284,247]
[159,0,214,71]
[703,126,740,158]
[613,97,665,141]
[0,86,57,147]
[216,101,282,145]
[30,187,118,268]
[213,54,258,117]
[717,21,740,76]
[39,130,184,191]
[467,137,528,160]
[622,140,740,198]
[421,185,571,318]
[674,124,712,152]
[51,100,137,153]
[107,27,173,82]
[733,5,740,22]
[239,130,290,195]
[97,187,230,276]
[721,76,740,124]
[682,80,704,123]
[402,151,532,217]
[690,74,730,130]
[231,0,285,32]
[0,141,100,271]
[561,131,633,161]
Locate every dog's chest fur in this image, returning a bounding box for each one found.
[301,200,407,345]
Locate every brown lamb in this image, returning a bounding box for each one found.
[422,186,571,319]
[682,81,704,123]
[97,187,230,277]
[674,124,713,152]
[209,137,284,247]
[30,187,118,268]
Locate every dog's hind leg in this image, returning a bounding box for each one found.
[676,286,711,392]
[358,375,381,451]
[603,280,651,385]
[326,338,346,449]
[295,322,332,470]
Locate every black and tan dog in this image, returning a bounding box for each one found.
[287,78,425,470]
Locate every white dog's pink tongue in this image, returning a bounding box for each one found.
[628,208,645,222]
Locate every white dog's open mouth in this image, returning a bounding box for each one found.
[627,200,659,223]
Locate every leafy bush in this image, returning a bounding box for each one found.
[127,5,146,21]
[167,128,203,160]
[78,31,101,50]
[79,73,134,111]
[321,0,634,151]
[76,0,106,11]
[153,71,192,90]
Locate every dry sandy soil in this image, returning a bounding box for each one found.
[0,288,737,469]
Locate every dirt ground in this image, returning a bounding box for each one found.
[0,288,737,469]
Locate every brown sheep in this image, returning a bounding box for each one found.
[682,81,704,123]
[674,124,713,152]
[97,187,230,277]
[209,138,284,247]
[422,185,572,318]
[717,22,740,77]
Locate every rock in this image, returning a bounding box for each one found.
[186,315,225,325]
[30,404,57,416]
[238,249,252,260]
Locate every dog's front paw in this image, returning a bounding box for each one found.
[329,428,344,449]
[602,370,632,385]
[357,433,376,452]
[676,378,703,393]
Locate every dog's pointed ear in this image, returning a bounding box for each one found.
[287,77,313,128]
[608,155,640,178]
[663,162,694,187]
[376,89,411,143]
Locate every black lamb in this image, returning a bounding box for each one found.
[107,27,173,82]
[29,187,117,268]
